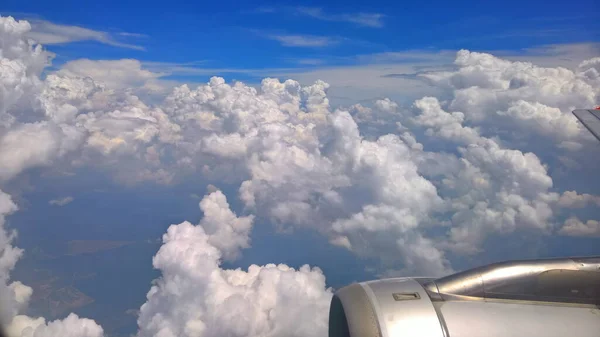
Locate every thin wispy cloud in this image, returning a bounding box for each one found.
[354,49,456,64]
[142,60,297,78]
[26,20,146,50]
[289,58,326,65]
[143,61,255,76]
[49,196,74,206]
[295,7,385,28]
[267,34,338,47]
[488,42,600,68]
[118,32,148,38]
[146,42,597,86]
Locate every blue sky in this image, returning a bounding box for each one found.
[3,0,599,79]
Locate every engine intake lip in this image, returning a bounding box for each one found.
[329,283,382,337]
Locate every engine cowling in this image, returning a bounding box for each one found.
[329,256,600,337]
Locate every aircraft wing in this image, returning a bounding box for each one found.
[573,108,600,142]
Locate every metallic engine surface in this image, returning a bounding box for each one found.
[428,256,600,304]
[330,283,382,337]
[437,300,600,337]
[330,256,600,337]
[361,278,446,337]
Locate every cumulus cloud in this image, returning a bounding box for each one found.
[559,217,600,237]
[0,16,103,337]
[4,12,599,269]
[0,17,49,128]
[48,196,74,206]
[6,313,104,337]
[0,189,23,325]
[0,122,82,182]
[421,49,598,149]
[198,190,254,261]
[557,190,600,208]
[137,191,332,337]
[35,45,594,274]
[155,75,453,274]
[413,96,480,144]
[411,96,560,254]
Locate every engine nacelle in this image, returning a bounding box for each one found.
[329,256,600,337]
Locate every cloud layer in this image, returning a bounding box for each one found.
[0,14,599,337]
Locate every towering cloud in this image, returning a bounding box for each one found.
[137,191,332,337]
[412,97,558,253]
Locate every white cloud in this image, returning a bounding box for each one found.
[117,32,148,38]
[48,196,74,206]
[272,43,600,107]
[25,19,145,50]
[0,122,79,182]
[141,61,253,76]
[0,17,49,128]
[422,49,599,123]
[5,315,45,337]
[40,48,592,274]
[54,58,175,102]
[271,51,454,105]
[500,42,600,68]
[557,190,600,208]
[413,96,480,144]
[295,7,385,28]
[267,34,337,47]
[291,58,325,65]
[416,49,600,169]
[0,189,22,325]
[7,313,104,337]
[4,13,600,267]
[198,190,254,261]
[137,191,332,337]
[0,16,105,337]
[559,217,600,237]
[59,59,163,89]
[412,96,558,254]
[157,77,448,275]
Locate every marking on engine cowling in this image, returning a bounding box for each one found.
[392,292,421,301]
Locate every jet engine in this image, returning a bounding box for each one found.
[329,256,600,337]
